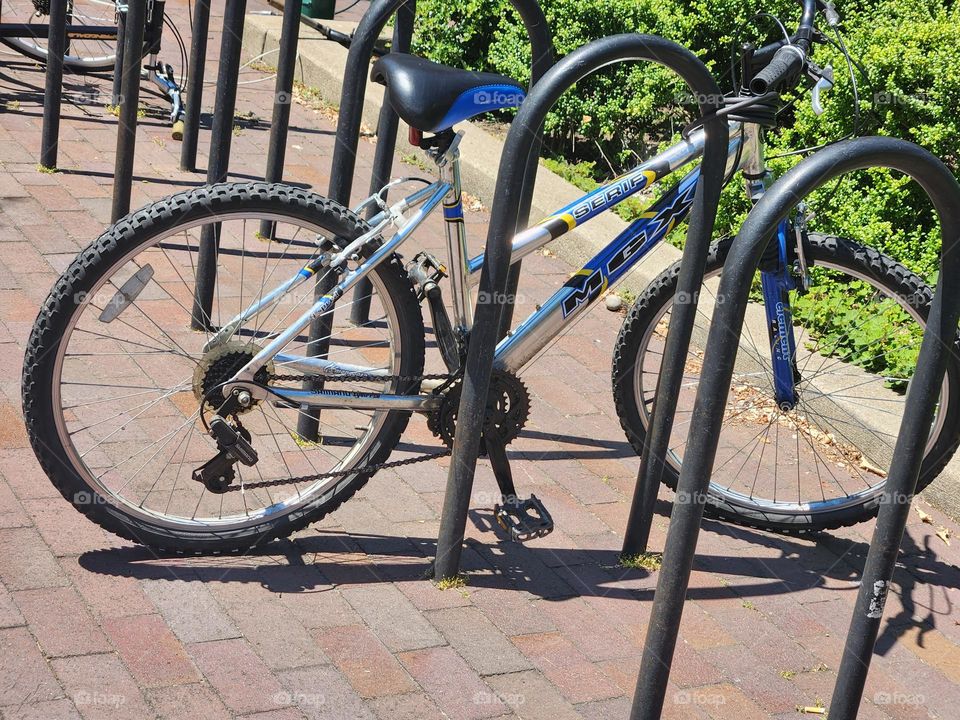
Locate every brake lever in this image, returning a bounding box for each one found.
[809,62,834,116]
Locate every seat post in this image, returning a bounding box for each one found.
[437,149,473,333]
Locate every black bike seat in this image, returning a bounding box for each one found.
[371,54,525,134]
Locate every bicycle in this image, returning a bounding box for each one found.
[0,0,185,134]
[21,0,959,553]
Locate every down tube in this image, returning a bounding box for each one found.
[494,169,701,373]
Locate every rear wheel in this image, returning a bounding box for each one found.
[613,233,960,531]
[22,183,426,553]
[0,1,119,71]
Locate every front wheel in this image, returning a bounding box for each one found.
[22,183,426,553]
[612,233,960,532]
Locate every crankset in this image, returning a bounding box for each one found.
[428,369,554,543]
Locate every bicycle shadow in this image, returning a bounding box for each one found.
[78,507,959,657]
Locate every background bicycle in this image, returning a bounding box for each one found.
[0,0,186,133]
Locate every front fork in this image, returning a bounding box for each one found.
[741,123,807,411]
[760,219,801,410]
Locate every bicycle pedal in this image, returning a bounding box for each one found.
[494,494,554,543]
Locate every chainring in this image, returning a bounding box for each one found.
[428,369,530,449]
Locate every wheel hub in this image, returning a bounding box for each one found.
[193,341,273,414]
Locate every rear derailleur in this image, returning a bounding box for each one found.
[428,369,554,542]
[192,415,258,494]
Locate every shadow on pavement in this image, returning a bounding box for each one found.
[79,510,960,657]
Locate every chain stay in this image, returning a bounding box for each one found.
[222,370,455,493]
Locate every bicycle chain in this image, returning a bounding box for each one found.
[221,370,456,493]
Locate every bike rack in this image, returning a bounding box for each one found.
[346,2,415,327]
[258,0,304,239]
[629,136,960,720]
[179,0,210,172]
[432,33,730,579]
[0,0,97,170]
[38,0,67,170]
[296,0,555,441]
[185,0,304,327]
[189,0,248,329]
[3,0,155,219]
[110,0,147,221]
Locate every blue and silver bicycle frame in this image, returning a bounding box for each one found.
[225,119,802,413]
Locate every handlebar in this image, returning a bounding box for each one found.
[747,0,824,94]
[750,44,806,94]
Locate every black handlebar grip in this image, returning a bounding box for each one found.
[750,45,805,95]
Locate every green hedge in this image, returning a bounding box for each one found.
[411,0,959,272]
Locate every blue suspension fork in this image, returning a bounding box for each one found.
[759,218,800,410]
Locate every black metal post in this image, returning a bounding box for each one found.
[110,0,147,221]
[258,0,303,239]
[190,0,247,330]
[621,151,726,555]
[110,6,126,106]
[179,0,211,172]
[347,3,415,326]
[628,136,960,720]
[39,0,68,170]
[433,34,728,579]
[494,1,554,341]
[295,0,414,442]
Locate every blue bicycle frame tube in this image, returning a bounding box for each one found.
[494,169,703,372]
[760,219,800,409]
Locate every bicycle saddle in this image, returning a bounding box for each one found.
[371,54,525,134]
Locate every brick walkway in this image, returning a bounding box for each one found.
[0,2,958,719]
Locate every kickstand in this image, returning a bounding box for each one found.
[485,431,554,543]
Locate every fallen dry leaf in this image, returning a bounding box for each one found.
[859,457,887,478]
[936,526,951,546]
[916,506,934,524]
